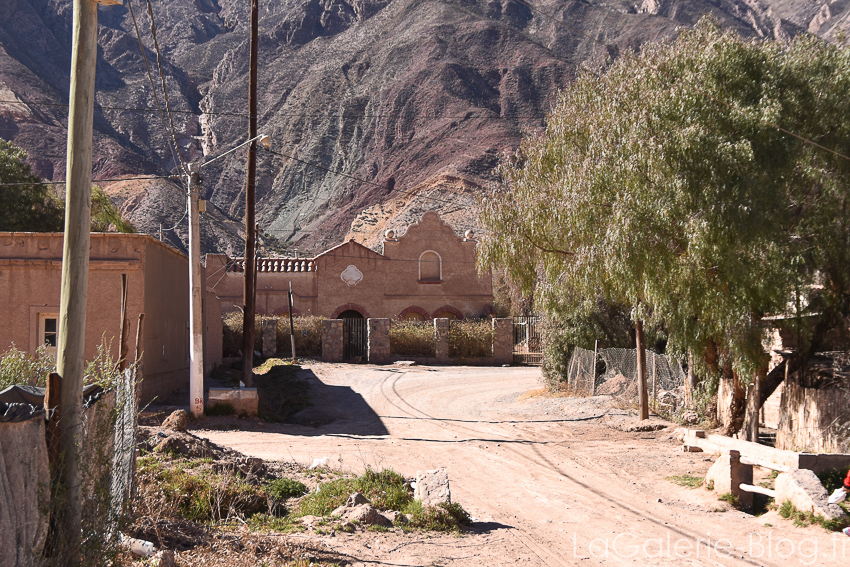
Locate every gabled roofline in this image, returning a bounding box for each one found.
[315,238,385,260]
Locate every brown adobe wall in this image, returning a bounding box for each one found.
[0,233,145,365]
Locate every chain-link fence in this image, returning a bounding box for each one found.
[0,364,137,564]
[566,347,687,410]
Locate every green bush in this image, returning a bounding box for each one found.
[267,478,308,500]
[298,468,411,517]
[0,344,54,389]
[407,501,472,532]
[390,320,436,357]
[277,316,324,357]
[0,336,122,390]
[448,319,494,358]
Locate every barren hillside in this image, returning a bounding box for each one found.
[1,0,846,254]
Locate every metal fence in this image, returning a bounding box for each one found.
[566,347,687,410]
[513,316,542,365]
[343,318,367,361]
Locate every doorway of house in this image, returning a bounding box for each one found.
[339,311,367,361]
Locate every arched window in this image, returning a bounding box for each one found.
[419,251,441,282]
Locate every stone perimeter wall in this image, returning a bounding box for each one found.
[321,318,512,366]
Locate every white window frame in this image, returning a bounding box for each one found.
[418,250,442,282]
[37,312,60,358]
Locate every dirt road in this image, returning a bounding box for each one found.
[195,363,847,566]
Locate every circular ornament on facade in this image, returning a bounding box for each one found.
[341,264,363,286]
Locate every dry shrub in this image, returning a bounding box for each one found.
[448,319,494,358]
[276,316,324,357]
[222,311,244,357]
[390,320,436,357]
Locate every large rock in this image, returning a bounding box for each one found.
[704,450,753,509]
[775,469,848,521]
[414,468,451,507]
[161,410,187,432]
[331,503,391,526]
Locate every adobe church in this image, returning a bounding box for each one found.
[206,211,494,320]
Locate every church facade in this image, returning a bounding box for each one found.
[206,211,493,320]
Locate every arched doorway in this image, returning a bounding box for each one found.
[338,309,366,360]
[338,309,364,319]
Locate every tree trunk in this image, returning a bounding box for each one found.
[722,365,747,436]
[635,320,649,420]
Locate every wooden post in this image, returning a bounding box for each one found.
[130,313,144,502]
[119,273,129,372]
[241,0,259,388]
[635,320,649,420]
[44,372,62,473]
[56,0,100,559]
[288,281,296,361]
[592,339,598,396]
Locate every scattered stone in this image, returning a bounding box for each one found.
[161,410,187,432]
[236,457,266,476]
[775,469,847,521]
[310,457,329,469]
[394,361,416,366]
[384,510,409,525]
[414,468,451,507]
[332,504,391,526]
[624,423,667,433]
[154,436,182,455]
[300,515,321,527]
[346,492,370,507]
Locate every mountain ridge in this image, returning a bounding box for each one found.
[0,0,847,255]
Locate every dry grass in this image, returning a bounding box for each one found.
[390,320,436,357]
[448,319,494,358]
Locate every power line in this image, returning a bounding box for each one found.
[0,175,180,188]
[126,0,187,183]
[0,98,552,120]
[143,0,189,175]
[512,0,850,163]
[0,99,247,118]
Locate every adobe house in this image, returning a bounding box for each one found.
[0,232,220,403]
[206,211,493,320]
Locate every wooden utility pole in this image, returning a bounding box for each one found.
[242,0,259,387]
[187,164,204,417]
[57,0,120,561]
[288,281,296,361]
[635,320,649,420]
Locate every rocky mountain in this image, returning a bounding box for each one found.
[1,0,847,255]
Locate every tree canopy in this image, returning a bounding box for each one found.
[0,139,134,233]
[0,139,64,231]
[479,19,850,385]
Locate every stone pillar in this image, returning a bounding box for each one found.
[368,318,391,364]
[492,318,513,365]
[262,318,277,358]
[704,449,753,509]
[322,319,343,362]
[434,318,450,361]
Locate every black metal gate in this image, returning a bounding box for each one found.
[513,316,542,365]
[343,318,367,361]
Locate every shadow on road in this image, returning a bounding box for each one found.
[196,367,389,437]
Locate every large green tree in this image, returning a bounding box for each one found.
[0,139,134,233]
[0,139,64,231]
[479,19,850,430]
